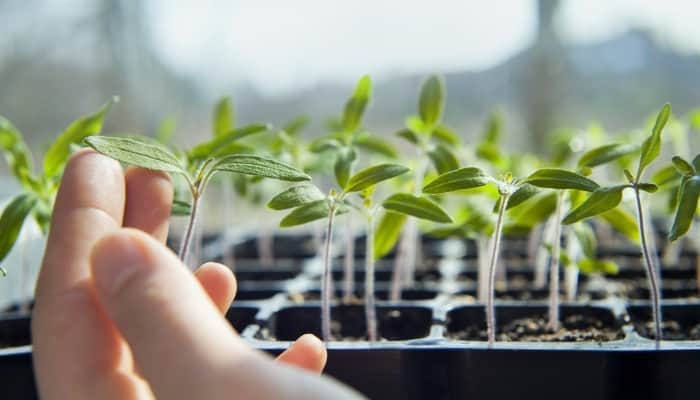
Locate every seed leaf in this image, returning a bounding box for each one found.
[508,191,557,228]
[279,200,348,227]
[344,163,409,192]
[525,168,600,192]
[693,154,700,172]
[669,175,700,241]
[267,183,325,210]
[0,193,37,266]
[171,199,192,216]
[419,75,445,129]
[577,143,639,168]
[427,144,460,174]
[638,183,658,193]
[599,207,640,244]
[44,98,116,178]
[85,136,187,175]
[341,75,372,133]
[334,147,356,188]
[562,186,626,224]
[494,183,540,211]
[212,154,310,182]
[213,97,235,136]
[374,211,407,260]
[189,124,269,160]
[432,124,460,145]
[672,156,695,176]
[572,222,597,259]
[0,117,34,188]
[396,128,419,145]
[652,164,681,187]
[382,193,453,223]
[353,133,397,158]
[423,167,490,194]
[636,103,671,181]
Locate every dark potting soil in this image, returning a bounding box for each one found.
[450,314,624,342]
[634,321,700,341]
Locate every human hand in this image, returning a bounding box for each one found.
[32,149,363,399]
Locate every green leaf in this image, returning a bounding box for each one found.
[0,116,34,188]
[672,156,695,176]
[693,154,700,172]
[279,199,348,227]
[578,258,619,275]
[44,98,116,178]
[171,199,192,216]
[577,143,639,168]
[341,75,372,133]
[344,163,409,192]
[638,183,658,193]
[508,191,557,228]
[213,97,235,136]
[636,103,671,181]
[652,164,681,187]
[405,116,428,136]
[374,211,407,259]
[432,124,460,145]
[483,111,502,144]
[267,183,325,210]
[669,175,700,241]
[427,144,460,174]
[283,115,310,136]
[599,207,639,244]
[504,184,540,210]
[423,167,491,194]
[0,194,37,265]
[334,147,356,188]
[212,154,311,182]
[381,193,452,223]
[189,123,269,160]
[155,117,176,144]
[353,133,398,158]
[562,186,626,224]
[525,168,600,192]
[572,222,597,259]
[396,128,419,145]
[418,75,445,129]
[84,136,187,175]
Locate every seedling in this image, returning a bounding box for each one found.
[563,103,671,343]
[667,153,700,290]
[392,75,460,297]
[270,163,409,341]
[0,99,116,281]
[308,76,399,303]
[85,120,309,265]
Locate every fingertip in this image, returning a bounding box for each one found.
[276,334,327,373]
[195,262,237,313]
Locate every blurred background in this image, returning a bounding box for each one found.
[2,0,700,160]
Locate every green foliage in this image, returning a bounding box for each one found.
[373,211,407,259]
[525,168,599,192]
[423,167,491,194]
[636,103,671,181]
[381,193,452,223]
[85,136,187,175]
[188,124,269,160]
[211,154,311,182]
[577,143,639,169]
[562,186,627,225]
[427,144,460,175]
[0,194,38,268]
[344,163,409,193]
[418,75,445,130]
[334,147,356,188]
[280,199,334,227]
[672,156,695,176]
[669,175,700,241]
[213,97,235,136]
[341,75,372,133]
[267,183,325,210]
[44,97,117,178]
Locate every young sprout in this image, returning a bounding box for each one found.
[309,75,399,303]
[424,165,600,344]
[667,154,700,291]
[85,120,308,266]
[563,103,671,344]
[270,163,409,341]
[0,99,117,279]
[392,75,460,297]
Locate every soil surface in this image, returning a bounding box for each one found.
[635,321,700,340]
[450,314,624,342]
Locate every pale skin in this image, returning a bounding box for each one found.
[32,149,363,399]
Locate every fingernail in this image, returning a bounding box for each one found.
[91,231,147,296]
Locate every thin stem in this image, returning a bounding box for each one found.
[547,192,564,332]
[321,203,338,342]
[365,211,378,342]
[389,237,405,302]
[178,192,201,264]
[487,193,510,346]
[343,216,355,303]
[633,187,662,344]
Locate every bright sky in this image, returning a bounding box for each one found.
[146,0,700,97]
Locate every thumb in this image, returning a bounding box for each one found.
[90,228,363,400]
